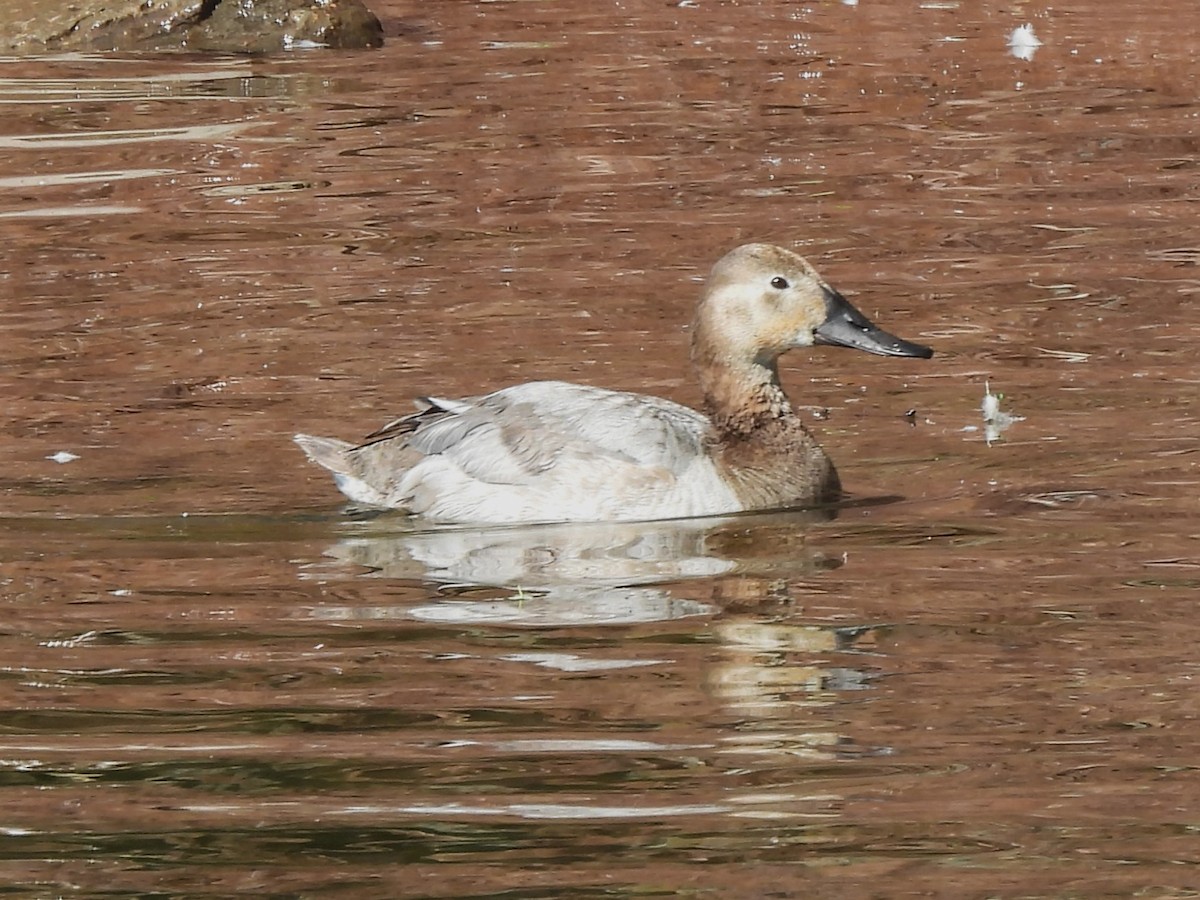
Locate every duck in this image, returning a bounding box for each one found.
[295,243,933,525]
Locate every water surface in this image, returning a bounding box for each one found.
[2,2,1200,896]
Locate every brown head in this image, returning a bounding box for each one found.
[690,243,932,434]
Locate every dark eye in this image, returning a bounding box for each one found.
[770,276,789,290]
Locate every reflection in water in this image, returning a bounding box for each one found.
[0,62,340,108]
[309,509,878,773]
[408,588,712,626]
[309,509,837,626]
[710,620,885,761]
[0,168,177,189]
[0,122,251,150]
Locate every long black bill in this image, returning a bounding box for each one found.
[813,285,933,359]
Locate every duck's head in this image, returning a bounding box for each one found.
[695,243,933,365]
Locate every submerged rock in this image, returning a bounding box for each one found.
[0,0,383,53]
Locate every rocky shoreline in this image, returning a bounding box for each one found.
[0,0,383,53]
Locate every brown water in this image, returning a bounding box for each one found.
[2,2,1200,896]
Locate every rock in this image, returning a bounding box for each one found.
[187,0,384,52]
[0,0,383,53]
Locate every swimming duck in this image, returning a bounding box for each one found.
[295,243,932,524]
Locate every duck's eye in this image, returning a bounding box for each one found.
[770,276,790,290]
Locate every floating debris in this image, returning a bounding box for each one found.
[1035,346,1091,363]
[46,450,79,464]
[982,381,1024,444]
[1008,23,1043,61]
[41,630,99,649]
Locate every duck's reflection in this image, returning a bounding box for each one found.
[305,508,891,819]
[312,509,839,626]
[710,620,885,762]
[312,508,887,738]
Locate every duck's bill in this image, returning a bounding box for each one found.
[813,287,934,359]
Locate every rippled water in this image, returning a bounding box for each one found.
[3,2,1200,896]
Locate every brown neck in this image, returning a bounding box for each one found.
[691,322,792,437]
[701,362,791,436]
[691,322,840,507]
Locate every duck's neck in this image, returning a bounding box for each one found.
[702,360,793,436]
[691,334,794,437]
[691,329,840,507]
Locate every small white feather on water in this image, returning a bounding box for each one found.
[1008,23,1043,61]
[982,381,1024,444]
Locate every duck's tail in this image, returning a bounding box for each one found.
[294,433,355,471]
[294,433,390,507]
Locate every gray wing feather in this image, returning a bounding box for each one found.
[351,381,707,487]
